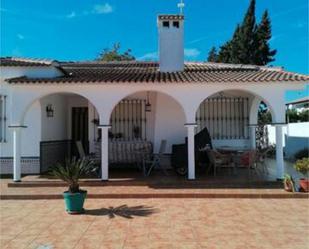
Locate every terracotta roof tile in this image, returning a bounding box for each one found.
[5,61,309,84]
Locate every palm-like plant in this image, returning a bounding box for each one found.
[49,158,95,193]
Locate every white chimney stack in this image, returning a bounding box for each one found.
[158,15,184,72]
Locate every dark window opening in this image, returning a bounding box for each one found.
[173,21,179,28]
[163,21,170,28]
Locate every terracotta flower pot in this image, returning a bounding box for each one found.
[299,179,309,192]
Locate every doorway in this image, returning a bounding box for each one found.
[72,107,89,153]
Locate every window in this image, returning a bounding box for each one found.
[163,21,170,28]
[173,21,179,28]
[0,95,7,142]
[110,99,147,140]
[196,97,250,139]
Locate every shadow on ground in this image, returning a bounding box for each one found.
[84,205,159,219]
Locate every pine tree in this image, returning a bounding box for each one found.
[207,46,218,62]
[209,0,276,66]
[228,24,242,64]
[238,0,257,64]
[254,10,277,65]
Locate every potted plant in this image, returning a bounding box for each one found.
[49,158,95,214]
[283,174,295,192]
[294,157,309,192]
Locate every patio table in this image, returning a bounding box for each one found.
[217,146,251,153]
[216,147,252,168]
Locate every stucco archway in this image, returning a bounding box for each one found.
[16,90,101,125]
[194,89,275,149]
[15,91,101,176]
[102,91,187,170]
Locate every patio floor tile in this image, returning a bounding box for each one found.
[0,198,308,249]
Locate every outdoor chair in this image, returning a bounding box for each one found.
[143,140,167,176]
[255,147,271,175]
[206,149,235,176]
[76,141,100,175]
[237,150,258,176]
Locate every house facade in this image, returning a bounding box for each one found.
[1,14,308,182]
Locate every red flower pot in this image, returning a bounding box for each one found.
[299,179,309,192]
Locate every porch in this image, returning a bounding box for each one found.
[9,85,289,182]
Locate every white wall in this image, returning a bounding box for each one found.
[0,66,63,79]
[0,100,41,157]
[267,122,309,145]
[153,92,186,153]
[158,18,184,72]
[40,94,68,141]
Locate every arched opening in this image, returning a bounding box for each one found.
[195,90,274,149]
[194,90,276,178]
[96,90,187,177]
[23,92,100,174]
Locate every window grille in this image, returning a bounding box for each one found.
[196,97,249,139]
[0,95,7,142]
[110,99,147,140]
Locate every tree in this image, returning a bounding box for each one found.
[258,101,272,124]
[238,0,257,64]
[217,41,232,63]
[207,46,218,62]
[208,0,276,65]
[97,43,135,61]
[254,10,277,65]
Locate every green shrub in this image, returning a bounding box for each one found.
[294,158,309,177]
[49,158,95,193]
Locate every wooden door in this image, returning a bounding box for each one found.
[71,107,89,153]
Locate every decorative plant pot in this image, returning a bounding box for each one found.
[299,179,309,192]
[63,190,87,214]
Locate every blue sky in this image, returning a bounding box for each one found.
[1,0,308,100]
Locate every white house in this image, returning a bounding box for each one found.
[0,14,308,182]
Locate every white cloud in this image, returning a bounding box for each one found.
[184,48,201,58]
[17,34,24,40]
[93,3,113,14]
[188,36,208,45]
[138,52,158,61]
[66,11,76,19]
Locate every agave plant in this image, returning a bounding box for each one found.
[49,158,95,193]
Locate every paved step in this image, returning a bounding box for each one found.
[8,180,283,188]
[1,193,308,199]
[1,190,308,200]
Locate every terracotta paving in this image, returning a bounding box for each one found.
[1,198,309,249]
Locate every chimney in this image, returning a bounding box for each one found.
[158,15,184,72]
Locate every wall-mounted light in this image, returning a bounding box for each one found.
[145,92,151,112]
[46,104,54,117]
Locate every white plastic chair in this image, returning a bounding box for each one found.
[143,140,167,176]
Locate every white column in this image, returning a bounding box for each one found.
[9,126,26,182]
[250,125,257,149]
[275,125,284,180]
[98,125,111,181]
[185,123,197,180]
